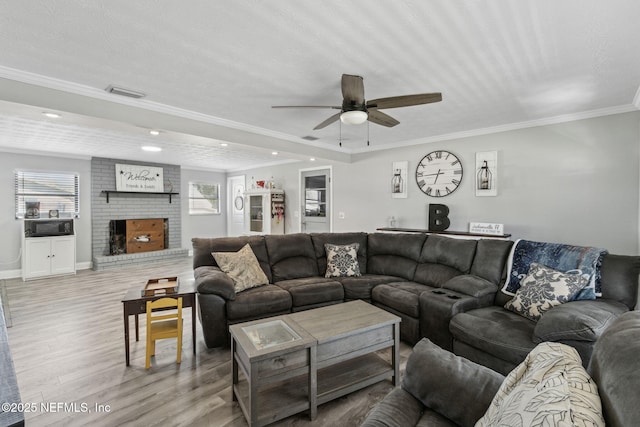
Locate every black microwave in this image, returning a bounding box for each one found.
[24,219,74,237]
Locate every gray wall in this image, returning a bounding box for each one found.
[0,110,638,278]
[236,112,640,255]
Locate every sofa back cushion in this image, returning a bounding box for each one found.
[413,235,477,286]
[470,239,514,285]
[311,232,368,275]
[265,233,319,282]
[367,233,426,280]
[599,254,640,309]
[588,311,640,427]
[192,236,272,282]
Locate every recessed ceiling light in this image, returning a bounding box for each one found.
[141,146,162,152]
[272,151,278,155]
[310,158,316,161]
[220,143,228,147]
[149,130,160,136]
[42,112,61,118]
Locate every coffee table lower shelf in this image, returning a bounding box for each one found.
[234,352,392,426]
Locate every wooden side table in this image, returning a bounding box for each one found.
[230,316,317,427]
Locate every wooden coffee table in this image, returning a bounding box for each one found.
[230,300,400,427]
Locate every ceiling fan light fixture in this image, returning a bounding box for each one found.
[340,110,368,125]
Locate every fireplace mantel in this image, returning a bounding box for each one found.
[101,190,179,203]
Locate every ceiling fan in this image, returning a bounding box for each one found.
[272,74,442,130]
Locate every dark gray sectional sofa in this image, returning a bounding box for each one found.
[192,232,639,371]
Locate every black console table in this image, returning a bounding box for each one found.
[377,227,511,239]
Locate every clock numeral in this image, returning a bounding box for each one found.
[435,151,442,159]
[418,179,426,188]
[445,186,452,194]
[451,160,460,166]
[417,171,424,177]
[452,179,460,186]
[426,187,433,196]
[454,169,462,175]
[435,189,441,197]
[426,154,433,162]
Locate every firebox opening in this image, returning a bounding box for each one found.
[109,218,168,255]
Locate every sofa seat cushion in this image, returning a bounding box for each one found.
[372,282,435,317]
[339,274,404,300]
[275,277,344,308]
[226,284,292,321]
[449,307,536,365]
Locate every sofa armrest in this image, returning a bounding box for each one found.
[402,339,504,427]
[533,299,629,343]
[360,387,424,427]
[194,266,236,300]
[441,274,498,298]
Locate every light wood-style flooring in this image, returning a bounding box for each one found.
[3,258,411,427]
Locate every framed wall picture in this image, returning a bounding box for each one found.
[475,151,498,197]
[391,161,408,198]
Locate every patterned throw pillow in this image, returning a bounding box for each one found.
[324,243,361,278]
[476,342,604,427]
[505,262,587,321]
[212,244,269,293]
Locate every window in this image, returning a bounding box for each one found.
[15,170,80,218]
[188,182,220,215]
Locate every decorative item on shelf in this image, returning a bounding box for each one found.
[428,204,450,231]
[391,161,408,198]
[469,222,505,236]
[388,216,397,228]
[48,209,59,218]
[25,201,40,218]
[475,151,498,196]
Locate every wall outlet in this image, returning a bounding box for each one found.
[338,212,345,219]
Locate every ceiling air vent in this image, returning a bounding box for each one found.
[301,135,319,141]
[105,85,146,99]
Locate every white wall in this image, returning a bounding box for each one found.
[180,168,227,250]
[0,152,92,277]
[236,112,640,255]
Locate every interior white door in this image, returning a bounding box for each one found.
[300,168,331,233]
[226,175,245,236]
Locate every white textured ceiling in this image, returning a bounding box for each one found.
[0,1,639,171]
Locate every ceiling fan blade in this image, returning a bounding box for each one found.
[313,112,342,130]
[367,109,400,127]
[367,93,442,109]
[272,105,341,109]
[341,74,365,105]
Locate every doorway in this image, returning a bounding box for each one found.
[226,175,245,236]
[300,167,332,233]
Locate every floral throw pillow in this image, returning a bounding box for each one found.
[476,342,604,427]
[325,243,361,278]
[212,244,269,293]
[504,262,587,321]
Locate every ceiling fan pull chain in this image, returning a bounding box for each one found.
[339,120,342,147]
[367,121,370,146]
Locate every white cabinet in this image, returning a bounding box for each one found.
[22,236,76,281]
[244,189,285,235]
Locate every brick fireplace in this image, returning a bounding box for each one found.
[90,157,187,270]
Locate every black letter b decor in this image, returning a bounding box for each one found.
[428,204,450,231]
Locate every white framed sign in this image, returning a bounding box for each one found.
[469,222,504,236]
[115,163,164,192]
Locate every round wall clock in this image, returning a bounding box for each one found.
[415,150,463,197]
